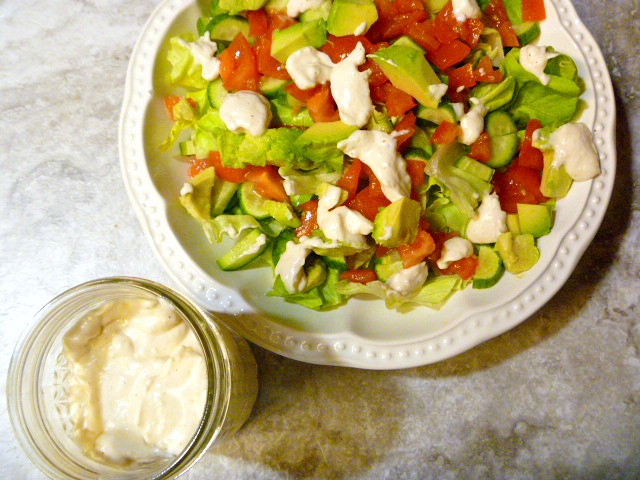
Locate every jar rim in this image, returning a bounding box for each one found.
[7,276,234,479]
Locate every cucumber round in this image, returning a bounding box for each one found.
[217,229,269,271]
[485,111,518,168]
[472,245,504,289]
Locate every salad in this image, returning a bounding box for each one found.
[161,0,601,311]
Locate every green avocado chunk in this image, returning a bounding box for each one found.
[494,232,540,274]
[516,203,553,238]
[271,19,328,63]
[369,37,442,108]
[327,0,378,36]
[540,150,573,198]
[372,197,422,248]
[218,0,267,15]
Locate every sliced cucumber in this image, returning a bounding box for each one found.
[207,79,228,109]
[324,254,348,271]
[455,155,495,182]
[472,245,504,289]
[210,179,239,216]
[512,21,541,46]
[179,140,196,156]
[238,182,271,219]
[416,104,457,125]
[374,250,403,282]
[485,110,518,168]
[238,182,300,227]
[204,15,251,43]
[217,228,269,271]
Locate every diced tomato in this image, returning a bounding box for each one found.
[320,35,375,63]
[427,230,454,264]
[219,33,260,91]
[441,255,478,280]
[397,229,436,268]
[347,168,390,221]
[337,159,362,201]
[459,18,484,48]
[254,35,291,80]
[306,84,340,122]
[340,269,378,284]
[518,119,544,170]
[268,12,297,31]
[406,159,426,187]
[522,0,546,22]
[447,62,477,93]
[473,55,503,83]
[285,83,321,103]
[196,151,248,182]
[386,84,417,117]
[394,112,417,150]
[406,20,441,52]
[368,9,429,42]
[492,164,548,213]
[427,39,471,70]
[295,200,319,237]
[484,0,520,47]
[469,131,492,163]
[247,9,269,37]
[431,120,460,145]
[245,165,289,203]
[395,0,425,14]
[432,2,460,44]
[187,155,217,178]
[362,58,389,86]
[163,96,182,121]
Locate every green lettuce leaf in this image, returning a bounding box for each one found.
[166,36,209,90]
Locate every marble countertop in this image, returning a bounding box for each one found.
[1,0,638,478]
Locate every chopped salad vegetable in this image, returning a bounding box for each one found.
[162,0,601,310]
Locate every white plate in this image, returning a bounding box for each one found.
[119,0,615,369]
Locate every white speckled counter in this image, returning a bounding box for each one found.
[1,0,638,478]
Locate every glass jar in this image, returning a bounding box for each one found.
[7,277,258,479]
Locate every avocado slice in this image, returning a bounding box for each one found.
[372,197,422,248]
[295,120,358,144]
[218,0,267,15]
[271,19,328,63]
[516,203,553,238]
[540,150,573,198]
[327,0,378,36]
[494,232,540,274]
[369,37,442,108]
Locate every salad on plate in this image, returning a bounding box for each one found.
[160,0,601,311]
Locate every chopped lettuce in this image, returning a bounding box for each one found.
[425,143,492,218]
[166,36,209,90]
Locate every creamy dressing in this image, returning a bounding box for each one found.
[62,298,207,465]
[353,21,367,36]
[452,0,482,22]
[178,32,220,81]
[437,237,474,269]
[285,46,334,90]
[547,122,601,181]
[180,182,194,196]
[429,83,449,105]
[386,262,429,296]
[317,184,373,245]
[286,0,326,17]
[275,240,312,293]
[337,129,411,202]
[519,44,555,85]
[219,90,272,137]
[330,42,373,127]
[240,233,268,259]
[465,193,508,244]
[459,98,488,145]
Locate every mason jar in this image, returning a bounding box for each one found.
[7,276,258,479]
